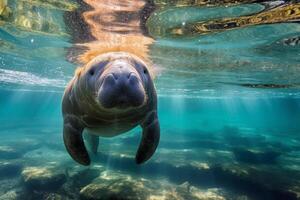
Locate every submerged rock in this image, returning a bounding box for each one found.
[55,165,104,199]
[0,139,42,160]
[0,190,18,200]
[0,177,21,198]
[233,148,281,164]
[0,161,22,177]
[0,146,23,159]
[80,170,226,200]
[66,165,103,187]
[80,177,150,200]
[0,187,24,200]
[171,182,225,200]
[21,167,66,191]
[80,170,158,200]
[22,146,70,166]
[43,193,65,200]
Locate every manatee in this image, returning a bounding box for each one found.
[62,52,160,166]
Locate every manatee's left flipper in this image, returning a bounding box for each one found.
[136,111,160,164]
[63,117,90,166]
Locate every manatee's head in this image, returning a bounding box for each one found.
[81,52,152,112]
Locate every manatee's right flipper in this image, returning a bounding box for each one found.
[63,117,90,166]
[85,134,99,154]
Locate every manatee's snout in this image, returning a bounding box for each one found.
[98,62,145,109]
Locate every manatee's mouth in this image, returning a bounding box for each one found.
[97,71,146,110]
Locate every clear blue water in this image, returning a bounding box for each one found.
[0,0,300,199]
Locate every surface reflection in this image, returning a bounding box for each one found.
[0,0,75,35]
[65,0,155,67]
[0,0,299,96]
[170,2,300,36]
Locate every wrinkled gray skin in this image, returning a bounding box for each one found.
[62,52,159,166]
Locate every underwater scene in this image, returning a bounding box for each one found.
[0,0,300,199]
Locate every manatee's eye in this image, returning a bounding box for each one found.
[89,60,109,76]
[89,69,95,76]
[132,59,148,75]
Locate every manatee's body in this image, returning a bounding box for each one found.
[62,52,160,165]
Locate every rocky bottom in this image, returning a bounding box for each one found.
[0,127,300,200]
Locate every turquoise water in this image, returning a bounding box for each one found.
[0,0,300,199]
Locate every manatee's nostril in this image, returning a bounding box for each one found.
[104,74,117,85]
[128,73,138,84]
[111,73,118,80]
